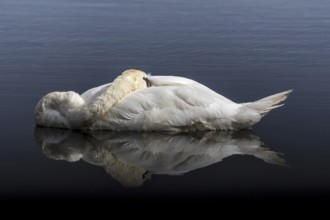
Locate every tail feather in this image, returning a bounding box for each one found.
[244,90,292,116]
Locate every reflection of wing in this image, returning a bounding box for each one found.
[35,127,286,187]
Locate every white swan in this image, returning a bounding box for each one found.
[35,69,292,131]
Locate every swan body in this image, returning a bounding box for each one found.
[35,69,292,131]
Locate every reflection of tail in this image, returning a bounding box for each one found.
[253,143,287,166]
[230,131,287,166]
[244,90,292,116]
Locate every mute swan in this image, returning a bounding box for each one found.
[35,127,286,187]
[35,69,292,131]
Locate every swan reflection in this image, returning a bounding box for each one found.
[34,127,286,187]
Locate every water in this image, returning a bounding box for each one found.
[1,0,330,203]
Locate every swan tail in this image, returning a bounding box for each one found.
[243,90,292,117]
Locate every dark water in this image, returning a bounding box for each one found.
[1,0,330,203]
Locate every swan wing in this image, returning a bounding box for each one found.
[147,75,234,103]
[147,75,196,86]
[92,85,240,131]
[80,83,112,104]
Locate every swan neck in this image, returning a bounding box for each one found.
[81,73,145,127]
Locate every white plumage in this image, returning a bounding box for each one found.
[35,69,292,131]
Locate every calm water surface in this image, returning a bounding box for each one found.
[1,0,330,202]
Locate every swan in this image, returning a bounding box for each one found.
[35,69,292,131]
[35,127,286,187]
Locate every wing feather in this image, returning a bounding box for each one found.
[93,84,240,131]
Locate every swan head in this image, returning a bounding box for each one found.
[34,69,148,129]
[120,69,148,91]
[35,91,84,129]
